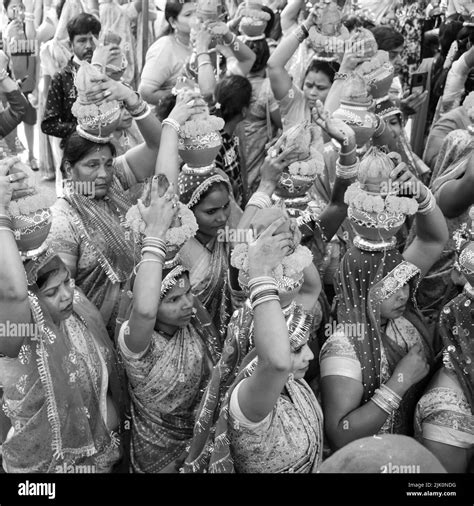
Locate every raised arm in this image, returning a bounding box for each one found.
[125,177,178,353]
[210,22,256,77]
[194,27,216,98]
[392,166,449,276]
[236,218,296,423]
[280,0,304,34]
[0,167,34,358]
[311,101,357,240]
[85,74,163,181]
[154,90,204,187]
[267,8,317,100]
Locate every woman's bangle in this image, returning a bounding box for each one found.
[133,258,163,275]
[0,216,13,229]
[339,144,357,157]
[334,72,349,81]
[223,33,237,47]
[198,60,213,70]
[248,275,277,288]
[335,161,359,179]
[293,25,308,44]
[133,105,151,121]
[417,188,436,215]
[143,237,167,249]
[0,226,14,234]
[162,117,180,134]
[125,92,147,117]
[196,51,210,59]
[246,191,272,209]
[24,12,35,22]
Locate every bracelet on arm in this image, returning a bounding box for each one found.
[223,33,237,47]
[0,215,13,229]
[198,60,213,70]
[132,105,151,121]
[334,72,349,81]
[339,144,357,157]
[293,25,309,44]
[249,276,280,310]
[246,191,272,209]
[335,160,359,179]
[125,92,148,117]
[417,188,436,215]
[196,51,210,59]
[162,118,181,134]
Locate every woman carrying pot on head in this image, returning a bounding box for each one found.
[319,150,449,452]
[117,176,220,473]
[47,73,198,335]
[187,218,324,473]
[0,166,126,473]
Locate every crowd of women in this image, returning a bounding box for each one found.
[0,0,472,474]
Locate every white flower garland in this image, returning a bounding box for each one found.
[231,242,313,279]
[242,8,271,21]
[179,116,225,139]
[344,182,418,215]
[287,153,324,177]
[125,202,198,247]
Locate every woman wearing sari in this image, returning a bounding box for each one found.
[117,176,219,473]
[183,113,359,472]
[0,172,125,473]
[415,236,474,472]
[320,154,449,451]
[416,128,474,323]
[47,74,196,334]
[187,217,324,473]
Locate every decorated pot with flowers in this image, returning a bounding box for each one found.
[273,121,325,199]
[174,85,224,167]
[125,177,199,255]
[356,50,395,100]
[332,74,377,148]
[231,208,312,294]
[72,61,122,138]
[308,1,350,60]
[345,147,418,243]
[239,0,271,38]
[2,157,56,256]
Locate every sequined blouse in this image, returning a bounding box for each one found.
[320,316,424,434]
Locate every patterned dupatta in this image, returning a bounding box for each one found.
[0,287,125,472]
[127,311,217,473]
[180,237,237,351]
[439,287,474,413]
[183,301,319,472]
[63,176,139,284]
[185,351,323,473]
[336,246,435,405]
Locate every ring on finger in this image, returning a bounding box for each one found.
[8,174,14,183]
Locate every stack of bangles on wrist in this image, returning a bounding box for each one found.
[125,92,151,121]
[417,188,436,215]
[0,214,13,234]
[249,276,280,310]
[293,24,309,43]
[162,118,180,134]
[246,191,272,209]
[370,384,402,416]
[24,12,35,22]
[134,237,167,274]
[335,160,359,179]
